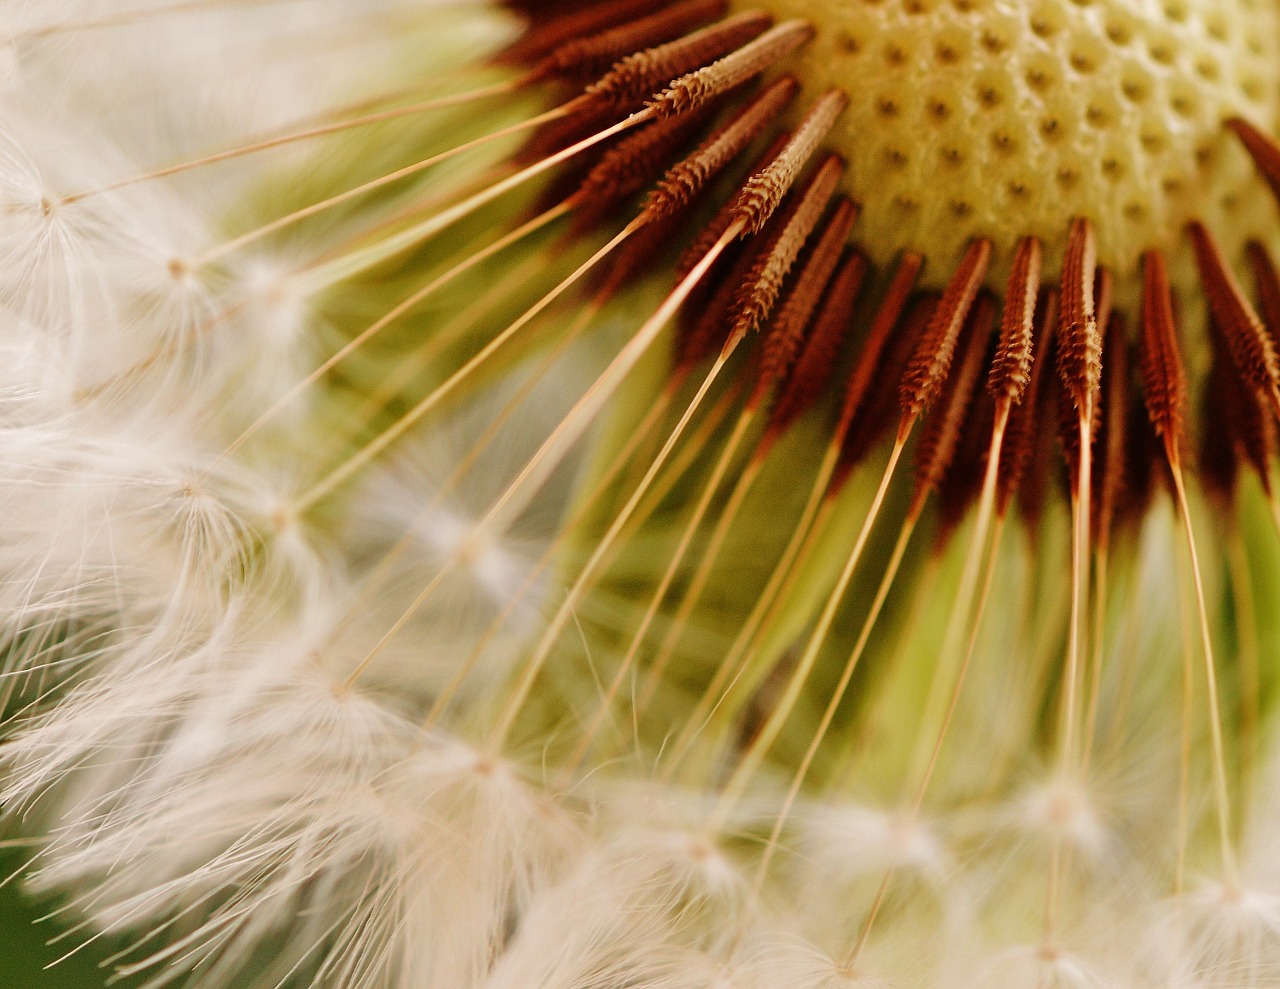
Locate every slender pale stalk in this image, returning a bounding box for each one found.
[1044,412,1093,947]
[61,80,531,204]
[1226,523,1260,813]
[295,217,644,512]
[190,101,580,269]
[660,443,843,779]
[636,448,766,713]
[489,340,740,753]
[217,200,573,467]
[707,426,910,829]
[750,505,922,895]
[421,389,677,725]
[848,515,1006,969]
[907,412,1011,781]
[565,402,760,773]
[1170,463,1239,887]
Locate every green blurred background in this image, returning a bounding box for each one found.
[0,845,144,989]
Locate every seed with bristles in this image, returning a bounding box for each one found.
[899,238,991,425]
[912,293,995,510]
[757,197,857,387]
[1247,240,1280,357]
[1057,217,1101,418]
[839,293,936,485]
[542,0,729,82]
[1189,221,1280,401]
[1139,249,1188,450]
[645,75,799,221]
[727,154,845,343]
[988,235,1041,407]
[674,130,791,282]
[999,291,1058,518]
[731,89,849,235]
[1091,312,1131,547]
[648,19,815,119]
[838,252,923,431]
[497,0,671,64]
[765,249,868,441]
[585,11,772,112]
[573,102,718,229]
[1228,117,1280,210]
[1208,312,1276,497]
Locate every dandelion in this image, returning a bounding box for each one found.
[6,1,1280,987]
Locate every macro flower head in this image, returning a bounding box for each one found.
[5,1,1280,987]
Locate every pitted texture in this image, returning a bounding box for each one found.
[736,0,1280,297]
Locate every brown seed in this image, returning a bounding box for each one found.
[727,155,846,344]
[1208,311,1276,496]
[938,387,996,542]
[1091,312,1130,547]
[899,238,992,425]
[1139,249,1188,450]
[648,19,816,119]
[1245,240,1280,355]
[988,235,1041,406]
[1228,116,1280,209]
[731,89,849,235]
[839,253,924,431]
[998,291,1058,517]
[757,197,858,387]
[586,11,772,112]
[645,75,799,220]
[674,131,790,281]
[765,250,869,442]
[544,0,729,81]
[912,294,996,511]
[1057,217,1101,418]
[839,293,936,486]
[497,0,671,65]
[573,101,718,229]
[1189,221,1280,401]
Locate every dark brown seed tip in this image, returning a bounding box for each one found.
[1228,117,1280,208]
[988,235,1041,407]
[837,252,924,431]
[837,293,936,488]
[766,250,869,441]
[1189,220,1280,399]
[1056,216,1101,419]
[497,0,670,66]
[731,89,849,236]
[645,75,800,222]
[899,238,992,426]
[649,18,815,120]
[757,197,858,389]
[727,154,845,344]
[1139,249,1188,454]
[998,290,1058,518]
[543,0,728,82]
[1208,310,1277,498]
[912,292,995,511]
[585,11,771,112]
[1247,240,1280,355]
[1091,312,1130,547]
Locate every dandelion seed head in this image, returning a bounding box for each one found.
[7,0,1280,986]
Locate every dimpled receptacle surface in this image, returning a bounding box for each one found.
[737,0,1280,297]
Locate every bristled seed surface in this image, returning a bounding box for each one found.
[732,0,1280,296]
